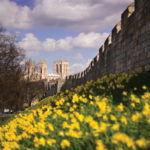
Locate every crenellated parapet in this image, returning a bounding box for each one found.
[55,0,150,92]
[121,2,135,27]
[112,21,121,43]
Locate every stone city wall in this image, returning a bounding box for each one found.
[49,0,150,94]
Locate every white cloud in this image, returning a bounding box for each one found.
[43,39,56,51]
[18,33,42,56]
[18,32,109,55]
[73,32,108,49]
[74,53,84,60]
[103,0,133,4]
[70,59,92,74]
[0,0,134,31]
[56,37,73,51]
[0,0,31,29]
[68,53,84,61]
[32,0,133,31]
[32,0,90,22]
[18,33,42,50]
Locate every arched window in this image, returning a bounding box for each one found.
[56,64,58,73]
[60,64,62,73]
[28,68,30,74]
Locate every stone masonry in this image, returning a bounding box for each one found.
[54,0,150,93]
[24,60,69,82]
[54,61,69,79]
[24,60,48,81]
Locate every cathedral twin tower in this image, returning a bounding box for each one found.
[24,60,69,81]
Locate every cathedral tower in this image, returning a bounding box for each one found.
[38,60,48,80]
[54,60,69,79]
[24,60,35,80]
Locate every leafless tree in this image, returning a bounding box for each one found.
[0,30,25,111]
[26,81,46,107]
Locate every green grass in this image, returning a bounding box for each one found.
[0,68,150,150]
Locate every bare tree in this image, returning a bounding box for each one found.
[26,81,46,107]
[0,30,25,111]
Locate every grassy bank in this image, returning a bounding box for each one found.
[0,69,150,150]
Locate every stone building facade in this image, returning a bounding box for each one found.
[54,61,69,79]
[24,60,35,80]
[38,60,48,80]
[24,60,69,81]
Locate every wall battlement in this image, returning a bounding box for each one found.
[48,0,150,94]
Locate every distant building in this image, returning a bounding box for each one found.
[24,60,35,80]
[48,73,60,81]
[38,60,48,80]
[24,60,69,81]
[54,60,69,79]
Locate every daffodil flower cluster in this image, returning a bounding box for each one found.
[0,71,150,150]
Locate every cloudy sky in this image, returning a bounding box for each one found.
[0,0,133,74]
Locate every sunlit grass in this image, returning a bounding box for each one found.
[0,69,150,150]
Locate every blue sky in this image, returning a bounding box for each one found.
[0,0,133,74]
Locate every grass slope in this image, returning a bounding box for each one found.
[0,69,150,150]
